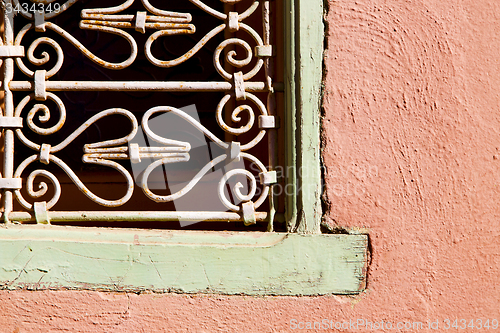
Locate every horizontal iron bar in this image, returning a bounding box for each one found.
[7,211,286,223]
[9,81,284,92]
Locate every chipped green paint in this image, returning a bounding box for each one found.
[0,226,367,295]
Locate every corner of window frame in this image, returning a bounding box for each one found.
[0,0,369,296]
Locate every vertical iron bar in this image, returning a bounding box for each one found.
[264,0,277,232]
[224,2,235,144]
[3,0,15,223]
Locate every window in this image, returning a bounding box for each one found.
[0,0,367,295]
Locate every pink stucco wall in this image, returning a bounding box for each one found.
[2,0,500,332]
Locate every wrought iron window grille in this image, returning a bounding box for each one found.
[0,0,285,231]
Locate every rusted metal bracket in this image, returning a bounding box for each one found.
[34,201,50,225]
[34,70,47,100]
[0,46,24,57]
[0,117,23,129]
[228,12,240,32]
[234,72,247,100]
[135,11,147,33]
[255,45,274,57]
[128,143,142,163]
[259,171,277,185]
[227,142,241,162]
[242,201,257,226]
[39,144,51,165]
[259,115,279,129]
[0,178,22,190]
[34,11,46,32]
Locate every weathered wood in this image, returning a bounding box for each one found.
[295,0,325,234]
[0,226,367,295]
[284,0,325,233]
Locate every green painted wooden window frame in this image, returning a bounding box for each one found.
[0,0,368,295]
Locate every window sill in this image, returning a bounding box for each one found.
[0,225,367,295]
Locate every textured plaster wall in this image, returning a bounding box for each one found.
[1,0,500,332]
